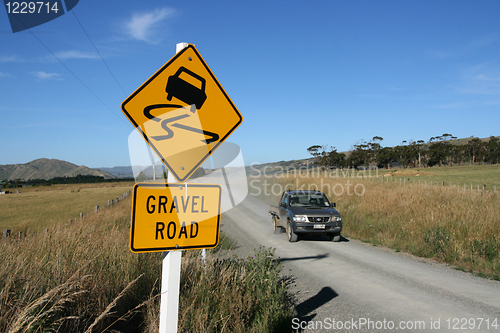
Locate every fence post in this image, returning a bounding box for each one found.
[95,205,99,212]
[477,184,480,194]
[80,212,83,221]
[482,184,486,196]
[3,229,11,239]
[18,231,22,240]
[442,181,445,186]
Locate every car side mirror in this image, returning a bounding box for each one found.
[280,202,286,208]
[331,202,336,208]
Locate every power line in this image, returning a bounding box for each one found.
[70,9,127,96]
[32,30,129,126]
[1,0,131,127]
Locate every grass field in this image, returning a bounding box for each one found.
[0,182,135,232]
[0,182,294,332]
[378,164,500,190]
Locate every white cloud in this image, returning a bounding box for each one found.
[0,72,14,78]
[435,99,500,110]
[458,63,500,95]
[31,71,63,80]
[0,55,20,63]
[125,8,174,43]
[425,48,452,59]
[54,50,100,59]
[426,33,499,60]
[467,32,499,50]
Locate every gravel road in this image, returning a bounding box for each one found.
[221,194,500,332]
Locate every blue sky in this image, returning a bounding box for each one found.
[1,0,500,168]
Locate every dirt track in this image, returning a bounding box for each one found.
[221,194,500,332]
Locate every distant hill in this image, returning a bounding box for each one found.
[98,166,134,178]
[0,158,115,180]
[245,158,315,176]
[99,164,170,179]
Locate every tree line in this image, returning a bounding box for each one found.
[307,134,500,169]
[3,174,134,188]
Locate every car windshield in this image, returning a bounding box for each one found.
[289,193,330,208]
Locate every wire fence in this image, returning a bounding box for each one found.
[372,175,497,196]
[2,189,132,241]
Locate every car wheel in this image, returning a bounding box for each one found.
[329,233,341,242]
[287,220,298,242]
[272,216,282,234]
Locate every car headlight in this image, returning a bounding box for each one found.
[293,215,307,222]
[332,216,342,222]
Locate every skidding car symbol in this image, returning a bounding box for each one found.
[141,66,218,144]
[166,67,207,110]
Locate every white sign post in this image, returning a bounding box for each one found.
[158,42,190,333]
[159,248,181,332]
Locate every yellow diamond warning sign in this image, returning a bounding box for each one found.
[121,44,243,182]
[130,183,222,253]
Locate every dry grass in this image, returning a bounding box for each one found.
[0,196,160,332]
[0,182,134,232]
[9,182,135,194]
[175,247,292,333]
[380,164,500,189]
[0,186,293,332]
[250,174,500,280]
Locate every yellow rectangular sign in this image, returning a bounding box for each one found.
[130,183,222,253]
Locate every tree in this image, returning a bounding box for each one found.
[307,145,325,166]
[424,134,457,167]
[485,136,500,164]
[137,170,147,182]
[347,140,370,169]
[325,148,346,168]
[367,136,383,165]
[394,141,413,168]
[442,133,452,141]
[307,145,346,168]
[466,138,485,165]
[415,140,425,167]
[376,147,396,169]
